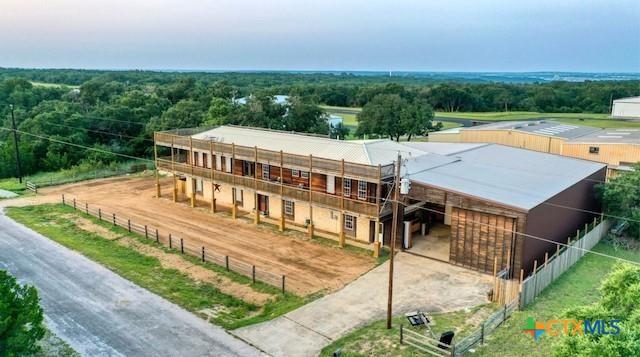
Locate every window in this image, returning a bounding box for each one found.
[262,164,270,180]
[225,156,232,173]
[589,146,600,154]
[284,200,294,217]
[292,169,300,177]
[300,171,309,179]
[358,180,367,200]
[344,214,355,231]
[196,179,203,194]
[343,179,351,197]
[215,155,222,170]
[202,153,208,168]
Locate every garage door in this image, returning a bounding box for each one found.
[450,207,516,274]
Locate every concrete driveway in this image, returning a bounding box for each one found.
[234,253,492,356]
[0,209,261,357]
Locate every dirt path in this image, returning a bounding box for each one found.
[32,176,376,295]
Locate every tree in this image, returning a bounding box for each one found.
[0,270,46,356]
[145,99,206,134]
[357,94,406,141]
[554,264,640,357]
[283,98,328,134]
[601,164,640,239]
[204,97,234,126]
[400,100,436,141]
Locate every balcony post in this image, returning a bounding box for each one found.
[308,154,314,238]
[374,164,382,257]
[171,136,177,202]
[210,140,216,213]
[153,136,161,198]
[254,146,260,225]
[339,159,346,247]
[279,150,285,232]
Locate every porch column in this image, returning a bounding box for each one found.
[210,182,216,213]
[172,175,178,202]
[231,188,238,219]
[373,218,381,258]
[403,221,411,249]
[279,199,285,232]
[254,193,261,225]
[339,212,346,247]
[190,178,196,208]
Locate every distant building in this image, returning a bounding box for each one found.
[233,95,290,106]
[612,96,640,119]
[327,114,343,128]
[428,120,640,175]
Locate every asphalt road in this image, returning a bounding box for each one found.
[0,209,262,357]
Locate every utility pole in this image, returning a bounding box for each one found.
[9,105,22,183]
[386,153,402,329]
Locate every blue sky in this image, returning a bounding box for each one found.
[1,0,638,72]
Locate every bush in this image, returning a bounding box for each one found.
[554,263,640,356]
[0,270,46,356]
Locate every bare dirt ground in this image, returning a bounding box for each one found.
[62,213,273,305]
[29,176,376,295]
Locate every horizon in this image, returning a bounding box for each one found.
[1,0,638,72]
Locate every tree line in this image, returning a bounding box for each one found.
[0,69,638,179]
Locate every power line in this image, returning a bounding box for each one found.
[388,196,640,269]
[0,127,154,163]
[79,114,148,126]
[42,121,154,143]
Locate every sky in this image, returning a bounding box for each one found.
[1,0,639,72]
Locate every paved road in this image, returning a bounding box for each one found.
[0,209,262,357]
[235,253,491,356]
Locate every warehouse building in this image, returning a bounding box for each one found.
[612,96,640,119]
[428,120,640,175]
[154,126,606,277]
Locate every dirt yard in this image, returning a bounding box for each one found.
[34,176,376,295]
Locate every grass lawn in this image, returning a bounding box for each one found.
[320,304,497,356]
[474,242,640,356]
[6,204,313,330]
[0,177,26,193]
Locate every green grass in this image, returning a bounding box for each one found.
[434,121,463,130]
[0,177,27,193]
[320,304,497,356]
[30,81,79,89]
[36,329,79,357]
[6,204,312,330]
[474,242,640,356]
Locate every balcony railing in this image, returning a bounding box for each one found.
[157,158,378,216]
[155,131,392,181]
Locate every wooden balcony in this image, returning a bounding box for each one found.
[157,158,379,216]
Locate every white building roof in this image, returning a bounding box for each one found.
[613,96,640,104]
[191,126,426,166]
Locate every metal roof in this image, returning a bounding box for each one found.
[191,126,427,166]
[463,120,600,139]
[406,144,606,211]
[569,128,640,144]
[613,96,640,104]
[401,142,488,155]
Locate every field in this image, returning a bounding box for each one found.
[29,81,80,89]
[435,111,611,121]
[30,176,377,295]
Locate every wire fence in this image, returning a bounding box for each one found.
[453,298,519,356]
[26,162,154,190]
[60,195,287,294]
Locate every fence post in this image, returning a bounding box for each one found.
[202,247,205,262]
[281,275,286,294]
[503,304,507,321]
[225,256,229,271]
[400,324,404,344]
[518,269,524,309]
[169,233,172,249]
[252,266,256,284]
[481,322,485,345]
[145,225,148,239]
[156,229,159,244]
[85,203,89,215]
[180,238,184,254]
[532,260,538,296]
[73,198,76,210]
[128,220,131,232]
[112,213,116,226]
[62,194,65,205]
[98,209,102,221]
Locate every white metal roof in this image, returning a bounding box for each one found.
[401,142,488,156]
[406,144,606,211]
[191,126,427,166]
[613,96,640,104]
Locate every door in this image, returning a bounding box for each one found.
[258,194,269,214]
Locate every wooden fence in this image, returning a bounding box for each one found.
[25,181,37,194]
[520,218,610,308]
[61,195,288,294]
[453,298,519,356]
[400,325,453,356]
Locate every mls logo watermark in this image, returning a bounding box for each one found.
[522,317,621,341]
